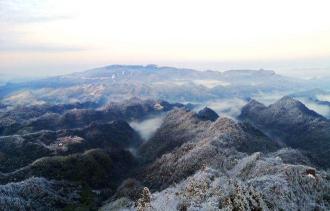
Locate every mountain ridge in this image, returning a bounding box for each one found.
[239,96,330,168]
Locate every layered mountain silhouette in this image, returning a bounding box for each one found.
[0,98,187,209]
[0,98,184,136]
[0,65,329,210]
[104,107,329,210]
[239,96,330,168]
[138,108,279,190]
[0,65,313,105]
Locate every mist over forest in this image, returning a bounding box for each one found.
[1,0,330,210]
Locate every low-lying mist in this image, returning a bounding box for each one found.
[298,98,330,118]
[129,116,164,141]
[195,98,247,119]
[252,92,330,119]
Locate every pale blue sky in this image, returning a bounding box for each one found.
[1,0,330,77]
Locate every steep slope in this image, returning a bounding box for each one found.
[138,108,210,163]
[289,88,330,118]
[106,152,330,210]
[103,107,329,210]
[239,96,330,168]
[138,108,279,190]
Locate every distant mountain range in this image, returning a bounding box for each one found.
[1,64,329,106]
[0,65,329,210]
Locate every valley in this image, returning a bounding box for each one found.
[0,65,329,210]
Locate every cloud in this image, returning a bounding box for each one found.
[195,98,247,119]
[129,116,164,141]
[252,92,330,119]
[0,0,72,24]
[253,92,290,106]
[0,43,85,53]
[297,98,330,119]
[1,15,71,24]
[248,92,330,119]
[317,94,330,102]
[0,1,80,53]
[0,33,85,53]
[0,1,71,24]
[192,80,230,88]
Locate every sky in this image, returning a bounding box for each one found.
[0,0,330,78]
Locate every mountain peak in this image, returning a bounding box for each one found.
[276,95,299,104]
[271,96,325,119]
[239,99,266,118]
[272,96,301,108]
[197,107,219,121]
[247,99,265,107]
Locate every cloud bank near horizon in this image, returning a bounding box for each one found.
[1,0,330,77]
